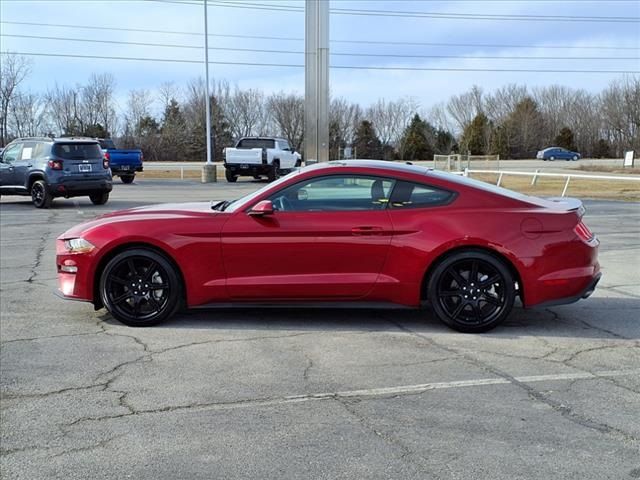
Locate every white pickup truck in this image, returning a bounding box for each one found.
[223,137,301,182]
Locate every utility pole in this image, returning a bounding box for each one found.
[304,0,329,164]
[202,0,217,182]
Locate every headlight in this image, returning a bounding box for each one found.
[64,238,96,254]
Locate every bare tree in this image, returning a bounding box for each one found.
[9,92,47,137]
[1,53,31,145]
[267,92,305,152]
[227,87,268,139]
[483,84,528,126]
[45,83,82,135]
[446,85,483,133]
[367,97,418,157]
[124,89,153,136]
[600,76,640,156]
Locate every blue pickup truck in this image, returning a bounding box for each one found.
[98,139,143,184]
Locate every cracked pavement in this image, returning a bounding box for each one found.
[1,181,639,479]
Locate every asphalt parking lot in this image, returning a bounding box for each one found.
[1,179,639,479]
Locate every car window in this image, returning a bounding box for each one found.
[269,175,395,212]
[279,141,291,151]
[1,144,22,164]
[52,143,103,160]
[237,138,275,149]
[19,142,37,161]
[389,181,455,209]
[32,142,50,159]
[98,139,116,149]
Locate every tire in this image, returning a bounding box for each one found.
[100,248,182,327]
[549,156,555,161]
[267,161,280,182]
[31,180,53,209]
[121,174,135,184]
[225,169,237,183]
[572,155,578,161]
[427,250,516,333]
[295,159,302,167]
[90,192,109,205]
[253,175,262,180]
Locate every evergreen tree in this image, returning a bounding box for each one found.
[592,138,612,158]
[400,114,434,160]
[554,127,577,151]
[461,113,490,155]
[353,120,383,159]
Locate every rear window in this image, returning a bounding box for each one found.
[237,139,275,149]
[98,139,116,149]
[53,143,103,160]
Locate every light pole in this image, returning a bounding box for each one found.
[202,0,217,182]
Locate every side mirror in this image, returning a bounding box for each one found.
[248,200,274,216]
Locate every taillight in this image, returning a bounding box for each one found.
[103,151,110,169]
[574,221,594,243]
[48,160,63,170]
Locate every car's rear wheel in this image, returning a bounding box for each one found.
[31,180,53,208]
[90,192,109,205]
[225,169,237,183]
[121,174,135,184]
[427,250,515,333]
[572,155,578,161]
[100,249,182,327]
[549,156,555,161]
[268,161,280,182]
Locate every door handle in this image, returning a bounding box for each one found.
[351,226,385,236]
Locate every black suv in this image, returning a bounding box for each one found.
[0,137,112,208]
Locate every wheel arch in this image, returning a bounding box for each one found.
[420,245,525,305]
[92,242,187,310]
[27,171,46,191]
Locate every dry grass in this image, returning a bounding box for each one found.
[575,164,640,175]
[137,169,213,180]
[471,173,640,202]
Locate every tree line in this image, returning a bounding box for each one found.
[1,53,638,160]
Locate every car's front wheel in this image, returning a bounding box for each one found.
[427,250,516,333]
[31,180,53,208]
[572,155,578,161]
[100,249,182,327]
[549,156,555,161]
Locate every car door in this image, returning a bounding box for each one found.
[277,140,295,169]
[13,141,37,186]
[0,143,23,189]
[221,174,395,300]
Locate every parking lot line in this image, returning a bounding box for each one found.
[168,369,640,414]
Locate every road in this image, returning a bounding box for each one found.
[1,180,639,479]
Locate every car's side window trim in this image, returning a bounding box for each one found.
[249,173,397,213]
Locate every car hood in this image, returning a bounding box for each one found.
[59,202,224,239]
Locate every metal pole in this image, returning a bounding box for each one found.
[204,0,212,165]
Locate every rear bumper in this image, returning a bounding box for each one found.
[532,272,602,308]
[225,163,273,176]
[112,165,143,174]
[49,177,112,197]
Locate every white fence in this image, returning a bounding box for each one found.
[434,154,500,171]
[463,168,640,197]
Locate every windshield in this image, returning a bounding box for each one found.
[53,143,103,160]
[237,138,275,149]
[224,170,303,212]
[98,139,116,149]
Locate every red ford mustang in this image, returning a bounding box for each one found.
[56,161,601,332]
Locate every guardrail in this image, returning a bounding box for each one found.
[463,168,640,197]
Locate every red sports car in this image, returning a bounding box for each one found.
[56,161,601,332]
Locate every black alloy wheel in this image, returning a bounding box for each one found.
[428,251,515,333]
[31,180,52,208]
[100,249,181,327]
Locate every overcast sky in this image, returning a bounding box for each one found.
[1,0,639,113]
